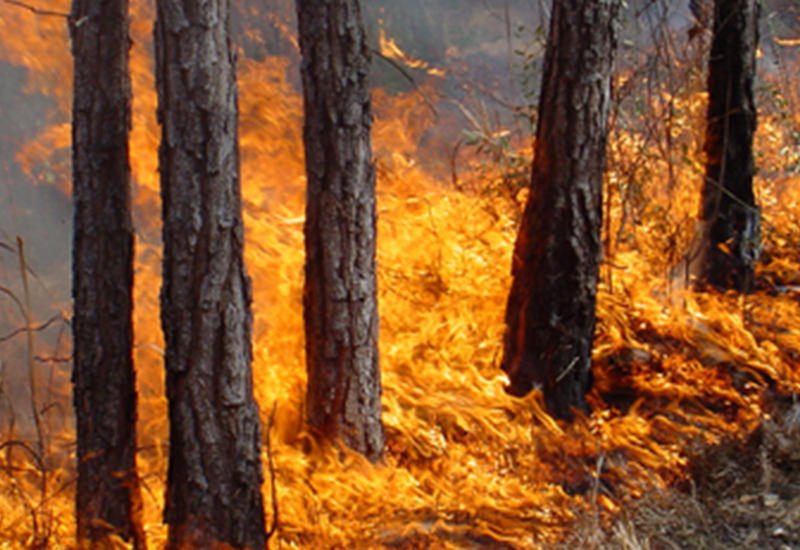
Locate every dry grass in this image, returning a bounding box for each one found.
[559,398,800,550]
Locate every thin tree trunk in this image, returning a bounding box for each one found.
[69,1,144,546]
[297,0,384,462]
[501,0,621,420]
[155,0,266,547]
[695,0,760,291]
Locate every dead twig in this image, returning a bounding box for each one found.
[0,285,27,320]
[0,442,51,549]
[371,48,439,118]
[0,439,47,502]
[1,0,68,18]
[0,360,17,468]
[266,401,280,543]
[17,237,46,463]
[0,314,63,344]
[34,354,72,364]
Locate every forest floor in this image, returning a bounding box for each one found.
[559,394,800,550]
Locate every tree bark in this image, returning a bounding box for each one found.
[500,0,621,420]
[155,0,266,547]
[69,1,144,546]
[695,0,760,291]
[297,0,384,462]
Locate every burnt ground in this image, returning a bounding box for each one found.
[559,396,800,550]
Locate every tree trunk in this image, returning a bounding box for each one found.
[500,0,621,420]
[69,1,144,546]
[695,0,760,291]
[155,1,266,547]
[297,0,384,462]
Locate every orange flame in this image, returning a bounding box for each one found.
[1,1,800,548]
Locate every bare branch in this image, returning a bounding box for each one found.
[0,286,26,320]
[0,440,44,472]
[17,237,46,460]
[371,48,439,118]
[265,401,279,543]
[34,354,72,364]
[0,315,63,345]
[1,0,69,18]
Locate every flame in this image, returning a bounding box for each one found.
[378,27,446,77]
[1,1,800,548]
[774,36,800,47]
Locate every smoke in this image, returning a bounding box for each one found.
[0,57,71,440]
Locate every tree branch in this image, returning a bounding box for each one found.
[265,401,280,543]
[1,0,69,18]
[371,48,439,118]
[0,315,63,345]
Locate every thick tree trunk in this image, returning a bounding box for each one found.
[155,1,266,547]
[297,0,384,462]
[695,0,760,291]
[500,0,621,420]
[69,1,144,547]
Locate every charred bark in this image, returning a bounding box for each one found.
[695,0,760,291]
[297,0,384,462]
[155,0,266,547]
[69,1,144,547]
[500,0,621,420]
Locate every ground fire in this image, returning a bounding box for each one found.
[1,0,800,548]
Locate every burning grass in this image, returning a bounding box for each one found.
[559,400,800,550]
[1,1,800,548]
[4,159,800,548]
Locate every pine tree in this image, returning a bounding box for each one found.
[694,0,761,291]
[69,0,143,545]
[297,0,384,461]
[501,0,622,420]
[155,0,267,546]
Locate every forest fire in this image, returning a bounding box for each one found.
[1,0,800,548]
